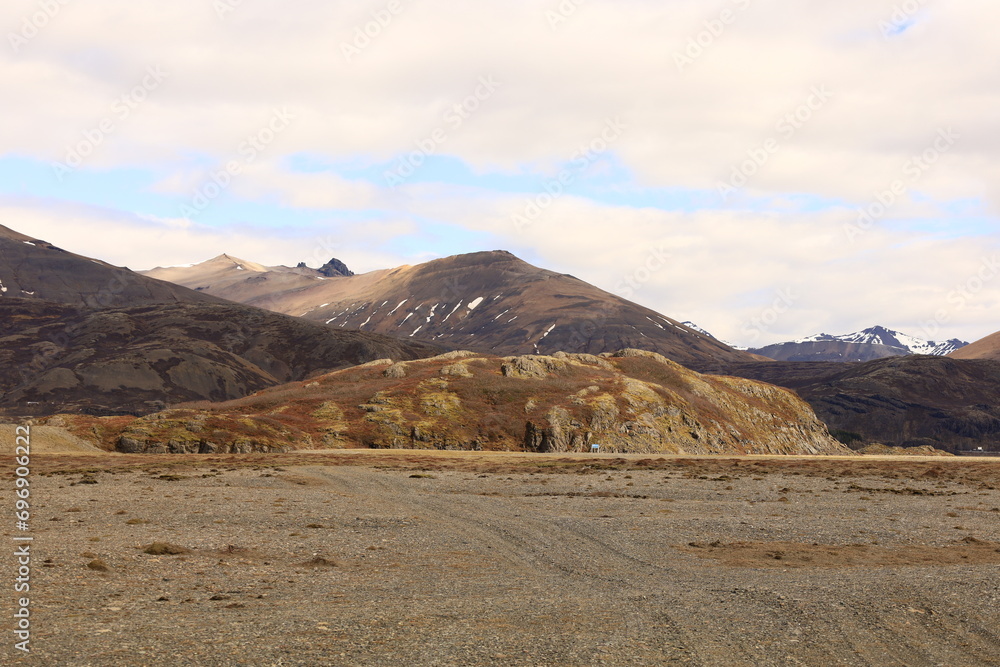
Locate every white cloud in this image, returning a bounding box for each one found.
[2,0,999,346]
[0,197,406,274]
[1,0,995,200]
[392,186,1000,346]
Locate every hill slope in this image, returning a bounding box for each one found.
[63,349,848,456]
[144,251,756,366]
[0,223,225,308]
[698,357,1000,453]
[0,299,441,417]
[949,330,1000,361]
[0,225,442,416]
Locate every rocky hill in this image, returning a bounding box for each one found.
[63,349,850,456]
[695,357,1000,453]
[143,251,757,366]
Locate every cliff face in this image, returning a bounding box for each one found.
[71,349,849,456]
[513,351,844,456]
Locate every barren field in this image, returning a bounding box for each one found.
[4,450,1000,666]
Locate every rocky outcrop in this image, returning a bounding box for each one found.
[78,349,850,456]
[501,355,569,379]
[113,409,303,454]
[318,258,354,277]
[514,354,844,456]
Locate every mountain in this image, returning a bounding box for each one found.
[749,326,967,362]
[0,223,225,308]
[143,251,757,366]
[0,299,441,417]
[63,349,848,456]
[949,330,1000,361]
[0,227,442,416]
[681,321,747,350]
[693,356,1000,454]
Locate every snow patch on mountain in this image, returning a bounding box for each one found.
[789,326,967,356]
[681,322,747,351]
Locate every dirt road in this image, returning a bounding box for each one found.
[4,452,1000,665]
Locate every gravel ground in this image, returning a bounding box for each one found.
[3,451,1000,666]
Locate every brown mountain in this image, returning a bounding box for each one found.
[62,349,848,456]
[143,251,757,366]
[0,298,441,417]
[0,223,224,308]
[949,330,1000,361]
[696,357,1000,454]
[0,226,442,416]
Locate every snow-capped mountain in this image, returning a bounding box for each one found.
[753,326,968,362]
[791,326,966,356]
[681,321,748,351]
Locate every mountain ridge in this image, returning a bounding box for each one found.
[698,356,1000,453]
[0,223,228,308]
[0,225,443,416]
[143,250,758,367]
[749,325,967,362]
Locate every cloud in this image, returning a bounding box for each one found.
[1,0,994,200]
[0,196,405,274]
[2,0,999,346]
[392,185,1000,346]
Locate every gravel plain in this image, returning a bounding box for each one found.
[3,450,1000,666]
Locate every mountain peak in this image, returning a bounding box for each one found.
[756,326,969,362]
[318,257,354,277]
[143,249,756,365]
[202,254,269,273]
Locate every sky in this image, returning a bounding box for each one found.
[2,0,999,347]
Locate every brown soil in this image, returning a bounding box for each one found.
[4,450,1000,665]
[680,537,1000,568]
